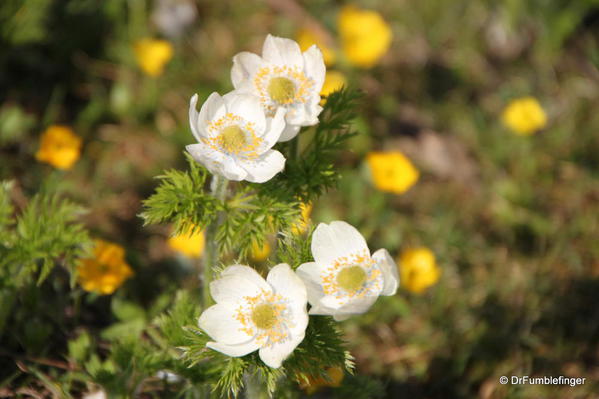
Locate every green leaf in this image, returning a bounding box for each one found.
[141,153,221,235]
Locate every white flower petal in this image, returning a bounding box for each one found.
[198,303,252,345]
[262,34,303,68]
[210,274,269,304]
[318,294,347,311]
[296,262,326,307]
[220,265,271,292]
[307,302,337,316]
[189,94,202,141]
[221,157,248,181]
[372,248,399,296]
[186,143,226,176]
[311,221,370,265]
[222,92,266,133]
[258,329,305,368]
[239,150,285,183]
[198,92,226,130]
[285,103,308,126]
[231,51,263,89]
[303,45,326,91]
[267,263,307,309]
[277,123,301,142]
[315,294,379,319]
[207,340,260,358]
[304,95,323,125]
[259,107,286,151]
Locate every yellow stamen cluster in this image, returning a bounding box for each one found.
[336,265,367,293]
[202,113,262,159]
[251,304,277,330]
[254,66,314,115]
[322,250,380,299]
[218,125,247,153]
[235,290,290,347]
[268,77,296,104]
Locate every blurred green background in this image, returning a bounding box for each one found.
[1,0,599,398]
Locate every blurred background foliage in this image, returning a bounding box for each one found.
[1,0,599,397]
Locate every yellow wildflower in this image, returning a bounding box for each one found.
[320,71,347,104]
[299,366,344,394]
[297,27,336,66]
[338,5,392,68]
[399,247,440,294]
[250,241,271,262]
[168,227,205,258]
[77,240,133,295]
[35,125,82,170]
[291,202,312,234]
[366,152,419,194]
[501,96,547,135]
[133,38,173,77]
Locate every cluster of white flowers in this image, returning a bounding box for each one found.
[186,34,326,183]
[190,34,400,369]
[199,221,399,368]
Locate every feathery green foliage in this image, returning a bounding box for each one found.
[141,153,222,236]
[0,181,90,289]
[276,227,314,270]
[218,187,300,258]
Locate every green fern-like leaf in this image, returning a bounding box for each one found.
[141,153,222,235]
[0,187,90,288]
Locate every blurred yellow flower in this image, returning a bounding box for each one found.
[297,27,336,66]
[320,71,347,104]
[291,202,312,234]
[501,96,547,135]
[366,152,419,194]
[133,38,173,77]
[299,366,344,394]
[250,241,271,262]
[399,247,440,294]
[168,227,205,258]
[77,240,133,295]
[338,5,392,68]
[35,125,82,170]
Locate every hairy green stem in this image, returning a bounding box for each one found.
[202,175,228,308]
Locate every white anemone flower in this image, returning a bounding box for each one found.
[231,34,326,142]
[199,264,308,368]
[187,91,286,183]
[297,221,399,321]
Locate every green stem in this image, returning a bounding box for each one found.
[202,175,228,308]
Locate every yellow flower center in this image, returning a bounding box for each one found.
[267,77,296,103]
[218,125,246,152]
[251,304,277,330]
[336,266,366,292]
